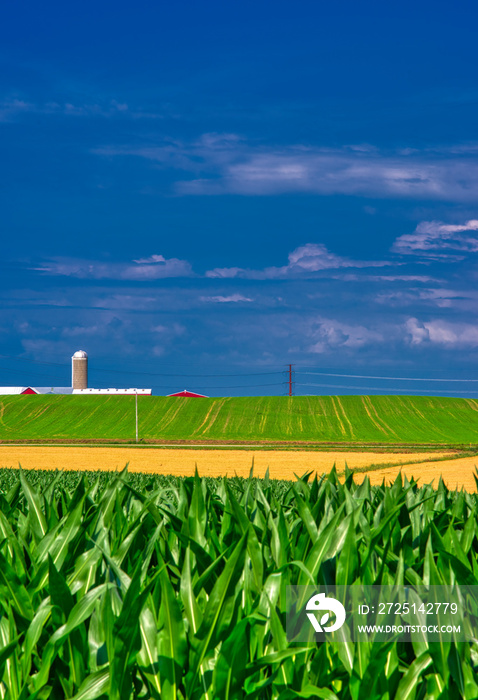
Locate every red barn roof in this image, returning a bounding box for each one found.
[21,387,39,395]
[167,389,208,398]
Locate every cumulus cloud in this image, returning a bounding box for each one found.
[206,242,393,279]
[288,244,390,271]
[200,294,253,303]
[393,219,478,257]
[95,134,478,202]
[32,255,194,280]
[307,317,384,354]
[405,317,478,346]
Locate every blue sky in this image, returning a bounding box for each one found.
[2,0,478,396]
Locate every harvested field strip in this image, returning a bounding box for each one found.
[192,397,226,436]
[358,455,478,493]
[466,398,478,413]
[364,395,400,438]
[361,395,387,435]
[0,446,453,480]
[335,396,355,438]
[330,396,346,436]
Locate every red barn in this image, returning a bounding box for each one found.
[167,390,208,398]
[21,387,39,395]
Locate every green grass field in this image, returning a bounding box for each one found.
[1,394,478,444]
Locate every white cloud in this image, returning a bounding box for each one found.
[32,254,193,280]
[90,294,157,310]
[96,134,478,202]
[287,243,390,271]
[0,96,165,122]
[331,274,440,282]
[377,288,465,308]
[200,294,253,303]
[393,219,478,257]
[307,317,384,353]
[132,254,167,264]
[206,242,393,279]
[405,317,478,346]
[151,322,185,336]
[0,99,33,122]
[204,267,244,279]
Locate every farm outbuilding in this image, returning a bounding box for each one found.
[0,387,74,395]
[73,388,151,395]
[0,387,36,395]
[167,390,208,398]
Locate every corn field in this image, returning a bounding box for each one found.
[0,465,477,699]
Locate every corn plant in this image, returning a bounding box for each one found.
[0,465,477,699]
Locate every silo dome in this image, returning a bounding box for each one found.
[72,350,88,359]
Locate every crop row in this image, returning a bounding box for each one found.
[0,466,477,698]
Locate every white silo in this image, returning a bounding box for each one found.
[72,350,88,390]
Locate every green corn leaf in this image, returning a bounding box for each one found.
[34,584,111,689]
[69,670,110,700]
[212,619,249,700]
[187,531,247,694]
[48,555,74,621]
[137,603,162,699]
[157,561,187,700]
[300,509,351,583]
[23,599,52,677]
[180,546,203,635]
[277,687,340,700]
[18,465,48,541]
[394,652,432,700]
[110,561,159,700]
[0,550,34,620]
[0,636,21,684]
[336,516,359,585]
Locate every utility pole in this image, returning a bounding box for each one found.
[135,390,139,443]
[287,364,295,396]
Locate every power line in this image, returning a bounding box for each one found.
[0,366,283,390]
[0,355,283,378]
[297,382,478,395]
[301,371,478,383]
[5,354,478,383]
[162,383,282,389]
[88,369,283,378]
[300,365,478,373]
[0,367,69,382]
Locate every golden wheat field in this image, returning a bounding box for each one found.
[0,445,468,485]
[362,456,478,492]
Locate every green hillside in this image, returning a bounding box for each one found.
[1,394,478,444]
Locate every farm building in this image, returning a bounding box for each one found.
[0,350,152,395]
[73,388,151,395]
[0,387,73,395]
[167,389,208,398]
